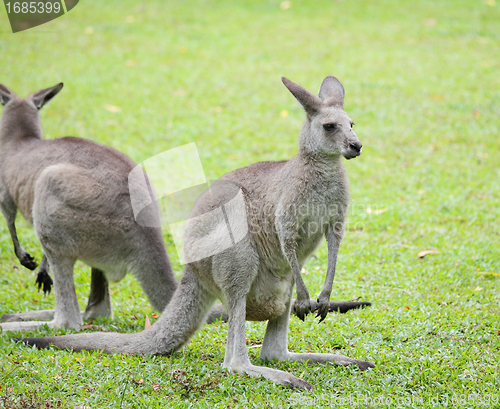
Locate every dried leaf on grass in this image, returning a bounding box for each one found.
[430,94,445,101]
[280,1,292,10]
[103,104,121,113]
[365,206,388,215]
[418,250,441,258]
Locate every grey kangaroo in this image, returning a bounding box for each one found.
[0,83,179,331]
[19,76,374,390]
[0,83,368,332]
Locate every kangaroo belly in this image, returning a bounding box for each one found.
[84,260,128,282]
[245,268,293,321]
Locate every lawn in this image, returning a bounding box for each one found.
[0,0,499,407]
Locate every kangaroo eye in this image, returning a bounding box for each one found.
[323,123,337,132]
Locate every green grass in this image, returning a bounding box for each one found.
[1,0,499,407]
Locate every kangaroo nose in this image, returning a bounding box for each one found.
[349,142,362,153]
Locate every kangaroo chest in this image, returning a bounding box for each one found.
[296,179,348,231]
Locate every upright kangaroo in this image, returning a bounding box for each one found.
[19,76,374,390]
[0,83,368,332]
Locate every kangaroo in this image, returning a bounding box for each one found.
[0,83,180,331]
[18,76,374,391]
[0,83,368,331]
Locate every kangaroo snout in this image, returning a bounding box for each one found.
[349,142,362,153]
[345,140,362,159]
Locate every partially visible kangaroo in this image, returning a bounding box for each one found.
[19,76,374,391]
[0,83,368,331]
[0,83,179,331]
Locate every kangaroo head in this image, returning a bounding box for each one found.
[0,83,63,142]
[282,76,362,160]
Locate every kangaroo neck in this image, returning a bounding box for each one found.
[295,149,345,181]
[0,108,43,146]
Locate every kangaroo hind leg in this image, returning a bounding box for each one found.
[0,256,81,331]
[260,288,374,370]
[211,240,312,391]
[1,267,110,325]
[83,268,112,320]
[222,278,313,391]
[47,255,82,329]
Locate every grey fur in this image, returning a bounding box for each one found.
[18,77,373,390]
[0,83,178,330]
[0,82,368,331]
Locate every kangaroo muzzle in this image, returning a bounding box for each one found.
[344,140,362,159]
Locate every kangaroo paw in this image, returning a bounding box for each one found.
[35,269,53,295]
[293,298,312,321]
[20,252,37,270]
[315,296,330,323]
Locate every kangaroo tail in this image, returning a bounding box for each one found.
[327,300,371,313]
[16,267,215,355]
[205,299,372,325]
[293,299,371,316]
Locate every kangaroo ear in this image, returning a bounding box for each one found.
[32,83,64,110]
[282,77,322,116]
[0,84,15,106]
[318,76,344,107]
